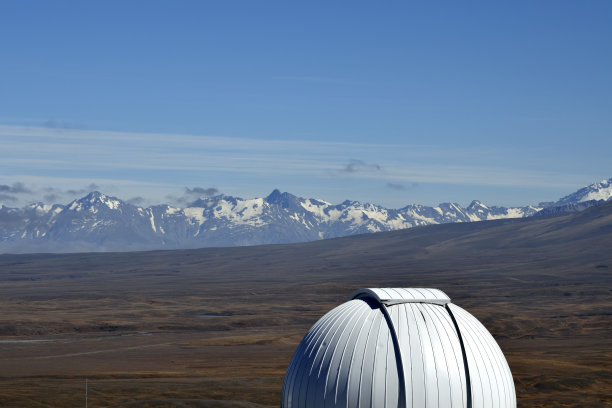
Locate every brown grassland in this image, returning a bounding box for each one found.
[0,202,611,407]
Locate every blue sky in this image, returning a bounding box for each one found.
[1,2,610,208]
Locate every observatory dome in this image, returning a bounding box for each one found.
[282,288,515,408]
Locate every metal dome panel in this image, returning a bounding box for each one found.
[448,304,516,408]
[351,287,451,306]
[282,288,516,408]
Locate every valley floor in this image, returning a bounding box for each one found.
[0,207,611,407]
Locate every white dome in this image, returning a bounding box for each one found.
[282,288,515,408]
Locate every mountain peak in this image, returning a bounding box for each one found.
[556,177,612,205]
[265,189,300,209]
[467,200,488,211]
[265,189,282,201]
[68,191,122,211]
[265,189,290,202]
[84,190,103,199]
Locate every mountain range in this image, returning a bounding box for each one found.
[1,178,610,253]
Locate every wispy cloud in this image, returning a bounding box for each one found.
[0,116,91,130]
[0,180,104,207]
[40,184,100,202]
[386,182,419,191]
[185,187,219,197]
[0,124,604,207]
[0,193,18,203]
[0,182,31,194]
[341,159,382,174]
[43,193,60,203]
[165,186,221,206]
[43,119,86,130]
[387,183,405,191]
[66,184,100,195]
[126,196,145,205]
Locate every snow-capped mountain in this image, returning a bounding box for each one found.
[0,178,610,253]
[554,178,612,205]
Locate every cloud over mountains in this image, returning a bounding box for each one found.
[1,125,604,208]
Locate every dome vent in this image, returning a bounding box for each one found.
[282,288,515,408]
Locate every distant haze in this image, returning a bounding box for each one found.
[0,125,609,209]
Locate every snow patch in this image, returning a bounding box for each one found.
[165,206,181,215]
[300,199,330,221]
[401,209,438,224]
[581,185,612,202]
[33,204,52,215]
[466,213,481,222]
[361,208,388,223]
[103,198,121,210]
[212,198,265,226]
[68,201,81,211]
[367,224,381,232]
[149,210,157,232]
[184,207,207,226]
[486,207,526,220]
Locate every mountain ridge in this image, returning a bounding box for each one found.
[0,177,610,253]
